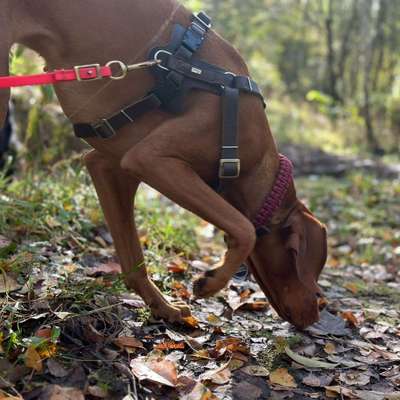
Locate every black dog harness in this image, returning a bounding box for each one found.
[74,12,265,180]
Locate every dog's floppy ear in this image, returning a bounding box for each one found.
[282,205,327,293]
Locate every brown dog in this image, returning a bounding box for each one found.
[0,0,327,329]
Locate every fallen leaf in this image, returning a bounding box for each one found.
[191,349,211,360]
[87,262,122,276]
[154,341,185,351]
[339,371,370,386]
[325,386,356,398]
[87,385,108,398]
[200,361,231,385]
[242,301,269,311]
[35,327,52,339]
[241,365,270,377]
[207,313,223,326]
[341,311,359,327]
[269,368,297,388]
[324,342,337,354]
[285,346,339,369]
[182,316,199,328]
[343,282,359,294]
[306,309,351,337]
[25,346,43,373]
[38,385,85,400]
[114,336,144,351]
[54,312,73,320]
[215,338,249,355]
[180,379,218,400]
[303,374,333,388]
[0,273,21,294]
[131,356,178,387]
[47,359,69,378]
[64,264,79,274]
[167,258,187,273]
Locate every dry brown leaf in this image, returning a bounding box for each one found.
[325,385,356,398]
[302,374,333,388]
[339,371,370,386]
[64,264,78,274]
[343,282,359,294]
[38,385,85,400]
[206,313,223,326]
[241,365,270,377]
[180,380,218,400]
[191,349,210,360]
[239,289,251,300]
[47,359,69,378]
[215,338,249,355]
[269,368,297,388]
[131,356,178,387]
[114,336,144,351]
[87,385,108,398]
[200,361,231,385]
[167,258,187,273]
[171,282,191,299]
[341,311,359,327]
[0,273,21,294]
[242,301,269,311]
[318,296,329,309]
[35,327,52,339]
[25,346,43,373]
[154,341,185,351]
[182,316,199,328]
[324,342,337,354]
[87,262,122,276]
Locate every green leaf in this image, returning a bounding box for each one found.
[285,346,339,370]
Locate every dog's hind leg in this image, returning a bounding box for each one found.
[120,131,257,300]
[84,150,191,323]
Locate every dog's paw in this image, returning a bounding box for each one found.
[193,271,226,298]
[151,301,191,324]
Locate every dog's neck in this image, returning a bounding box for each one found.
[11,0,179,63]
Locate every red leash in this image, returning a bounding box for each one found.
[0,60,159,89]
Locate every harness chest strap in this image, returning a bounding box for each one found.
[74,12,263,182]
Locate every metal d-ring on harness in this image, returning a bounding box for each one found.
[73,12,265,181]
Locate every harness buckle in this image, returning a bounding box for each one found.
[74,64,102,81]
[194,12,212,30]
[219,159,241,179]
[92,119,116,139]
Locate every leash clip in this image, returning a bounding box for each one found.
[106,60,128,80]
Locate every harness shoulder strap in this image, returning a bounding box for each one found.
[220,87,240,179]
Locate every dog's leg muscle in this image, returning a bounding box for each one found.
[84,150,191,323]
[120,140,256,299]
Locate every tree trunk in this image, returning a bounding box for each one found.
[324,0,340,102]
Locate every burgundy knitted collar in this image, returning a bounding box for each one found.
[253,154,294,237]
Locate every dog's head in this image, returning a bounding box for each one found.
[249,202,327,329]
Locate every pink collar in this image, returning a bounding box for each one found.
[253,154,293,236]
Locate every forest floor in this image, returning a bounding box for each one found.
[0,157,399,400]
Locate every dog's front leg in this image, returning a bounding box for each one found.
[84,150,191,323]
[120,127,256,300]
